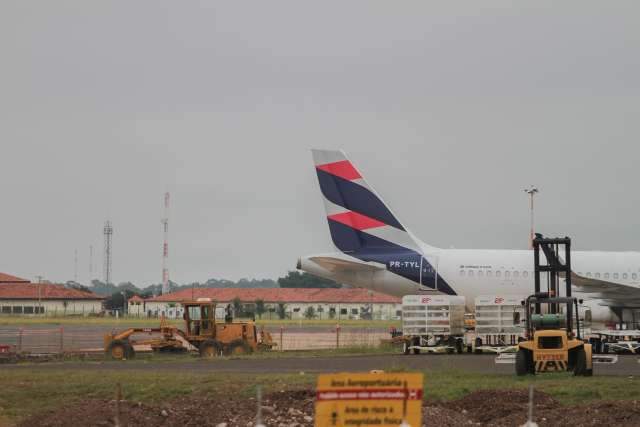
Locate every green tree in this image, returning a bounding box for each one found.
[232,297,243,317]
[278,271,341,289]
[255,299,266,319]
[276,303,287,320]
[304,306,316,320]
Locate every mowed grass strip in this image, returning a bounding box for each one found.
[0,315,399,329]
[1,369,639,424]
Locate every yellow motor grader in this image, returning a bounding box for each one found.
[104,300,275,360]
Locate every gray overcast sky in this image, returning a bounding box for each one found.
[1,1,638,286]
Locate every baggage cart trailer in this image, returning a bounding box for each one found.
[400,295,466,354]
[469,295,525,354]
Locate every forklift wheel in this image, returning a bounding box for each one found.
[107,339,134,360]
[225,340,253,356]
[515,349,530,376]
[199,340,222,359]
[574,348,588,376]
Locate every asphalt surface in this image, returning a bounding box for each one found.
[3,354,639,376]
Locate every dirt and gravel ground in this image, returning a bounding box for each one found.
[17,388,640,427]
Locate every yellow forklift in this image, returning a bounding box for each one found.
[516,235,593,376]
[104,299,274,360]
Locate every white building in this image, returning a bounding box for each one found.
[0,276,104,316]
[132,288,402,320]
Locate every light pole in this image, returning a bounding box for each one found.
[524,186,539,249]
[121,291,127,316]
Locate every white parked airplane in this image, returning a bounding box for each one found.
[298,149,640,325]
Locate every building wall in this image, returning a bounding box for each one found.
[141,300,401,320]
[0,299,103,316]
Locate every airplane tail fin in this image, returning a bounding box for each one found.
[311,149,425,254]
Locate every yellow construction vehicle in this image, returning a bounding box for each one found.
[516,293,592,376]
[516,235,592,376]
[104,299,274,360]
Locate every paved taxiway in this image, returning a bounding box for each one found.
[3,354,638,375]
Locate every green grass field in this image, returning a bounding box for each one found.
[0,315,400,329]
[1,367,639,425]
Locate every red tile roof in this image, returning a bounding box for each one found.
[0,283,104,300]
[0,272,30,283]
[146,288,400,304]
[128,295,144,303]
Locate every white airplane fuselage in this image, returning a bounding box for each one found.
[300,243,640,324]
[302,149,640,326]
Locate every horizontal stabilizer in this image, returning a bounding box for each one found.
[309,256,386,273]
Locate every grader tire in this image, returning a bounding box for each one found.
[225,339,253,356]
[199,340,222,359]
[107,339,134,360]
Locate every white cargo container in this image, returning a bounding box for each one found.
[401,295,466,354]
[470,295,526,353]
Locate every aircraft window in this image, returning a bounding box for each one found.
[505,271,511,278]
[468,270,474,277]
[623,273,628,280]
[460,270,465,276]
[586,272,592,277]
[613,273,619,279]
[478,270,484,277]
[633,273,638,280]
[487,270,492,277]
[604,273,610,279]
[496,271,501,278]
[595,273,601,279]
[523,271,528,278]
[513,271,519,278]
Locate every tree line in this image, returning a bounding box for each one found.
[66,271,342,312]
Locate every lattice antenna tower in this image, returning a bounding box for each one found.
[103,221,113,285]
[161,193,170,294]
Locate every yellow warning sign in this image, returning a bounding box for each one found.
[315,372,423,427]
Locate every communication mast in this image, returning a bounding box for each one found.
[89,245,93,282]
[103,221,113,285]
[161,192,170,294]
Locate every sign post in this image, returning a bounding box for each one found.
[315,372,423,427]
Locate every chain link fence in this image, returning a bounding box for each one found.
[0,325,389,354]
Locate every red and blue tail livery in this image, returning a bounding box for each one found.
[307,149,456,296]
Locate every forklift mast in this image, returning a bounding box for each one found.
[532,233,577,334]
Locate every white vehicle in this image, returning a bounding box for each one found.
[401,295,466,354]
[470,295,526,353]
[298,149,640,325]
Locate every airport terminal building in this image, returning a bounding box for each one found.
[135,288,402,320]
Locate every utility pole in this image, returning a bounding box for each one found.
[89,245,93,284]
[74,249,78,282]
[161,192,170,295]
[35,275,43,314]
[524,186,539,249]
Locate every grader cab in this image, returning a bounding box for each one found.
[104,300,275,360]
